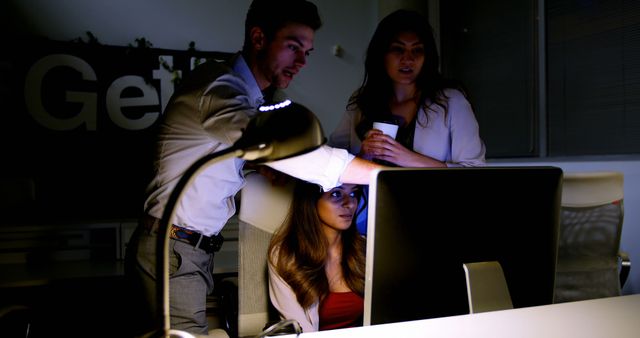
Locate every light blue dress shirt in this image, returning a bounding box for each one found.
[144,53,354,236]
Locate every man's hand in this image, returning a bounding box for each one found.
[246,164,292,186]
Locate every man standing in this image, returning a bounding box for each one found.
[125,0,380,335]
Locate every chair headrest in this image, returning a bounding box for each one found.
[561,171,623,207]
[238,171,294,234]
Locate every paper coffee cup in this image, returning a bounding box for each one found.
[372,121,399,139]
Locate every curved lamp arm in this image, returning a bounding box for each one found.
[157,147,244,336]
[153,101,324,337]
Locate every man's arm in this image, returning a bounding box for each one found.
[339,156,385,185]
[265,145,385,190]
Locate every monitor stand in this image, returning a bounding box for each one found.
[463,261,514,313]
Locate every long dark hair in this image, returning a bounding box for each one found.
[268,180,366,309]
[350,9,467,140]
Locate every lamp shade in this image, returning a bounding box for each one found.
[234,100,326,163]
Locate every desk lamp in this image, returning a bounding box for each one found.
[155,100,325,337]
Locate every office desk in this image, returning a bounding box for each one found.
[289,294,640,338]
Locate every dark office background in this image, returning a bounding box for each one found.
[0,0,637,306]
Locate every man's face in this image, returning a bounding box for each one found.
[254,23,315,89]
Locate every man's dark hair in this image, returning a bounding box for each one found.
[243,0,322,52]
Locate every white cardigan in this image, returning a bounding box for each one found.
[268,260,319,332]
[329,89,486,167]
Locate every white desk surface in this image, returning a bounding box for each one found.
[285,294,640,338]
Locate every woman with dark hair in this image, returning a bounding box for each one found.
[268,180,366,332]
[330,9,485,167]
[329,9,486,233]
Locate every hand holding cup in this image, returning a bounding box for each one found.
[372,121,399,139]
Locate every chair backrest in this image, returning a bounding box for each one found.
[237,171,294,338]
[554,171,625,303]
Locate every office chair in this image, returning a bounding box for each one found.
[236,171,294,338]
[554,171,631,303]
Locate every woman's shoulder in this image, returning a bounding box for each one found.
[268,242,283,266]
[422,88,467,106]
[440,88,468,101]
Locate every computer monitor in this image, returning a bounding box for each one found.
[363,166,563,325]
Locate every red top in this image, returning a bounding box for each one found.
[318,291,364,331]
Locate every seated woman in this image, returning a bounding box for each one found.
[267,179,366,332]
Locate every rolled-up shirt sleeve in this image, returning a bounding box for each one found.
[266,145,355,191]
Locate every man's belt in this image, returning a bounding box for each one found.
[142,215,224,254]
[170,224,224,254]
